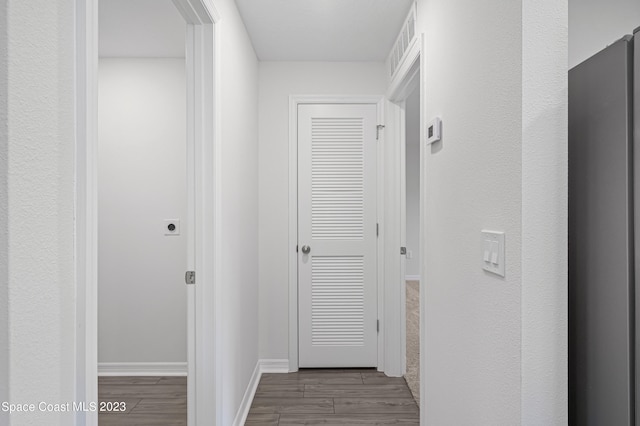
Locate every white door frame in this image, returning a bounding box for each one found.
[74,1,221,425]
[385,32,424,410]
[288,95,385,372]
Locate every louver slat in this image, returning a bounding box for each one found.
[311,256,365,347]
[311,118,364,240]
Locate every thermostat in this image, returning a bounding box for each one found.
[426,117,441,144]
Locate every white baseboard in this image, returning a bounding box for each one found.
[98,362,187,376]
[405,275,421,281]
[232,359,289,426]
[259,359,289,373]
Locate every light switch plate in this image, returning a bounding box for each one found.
[481,230,505,277]
[164,219,180,236]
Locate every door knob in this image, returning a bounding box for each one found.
[301,245,311,254]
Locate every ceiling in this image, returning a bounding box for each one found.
[99,0,185,58]
[235,0,414,61]
[99,0,414,61]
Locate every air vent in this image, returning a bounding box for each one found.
[388,3,417,78]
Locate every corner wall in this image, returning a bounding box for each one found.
[257,62,387,361]
[5,0,76,424]
[216,0,260,423]
[522,0,568,423]
[418,0,523,423]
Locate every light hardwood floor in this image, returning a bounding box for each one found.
[247,369,420,425]
[98,376,187,426]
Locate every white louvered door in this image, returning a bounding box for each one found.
[298,103,378,368]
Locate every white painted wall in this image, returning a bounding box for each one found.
[98,58,187,366]
[258,62,387,360]
[4,0,76,425]
[404,88,420,278]
[216,0,260,423]
[418,0,523,423]
[569,0,640,68]
[522,0,568,423]
[415,0,568,423]
[0,2,8,423]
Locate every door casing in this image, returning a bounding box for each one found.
[288,95,385,372]
[74,1,221,425]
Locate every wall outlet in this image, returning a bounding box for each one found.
[164,219,180,236]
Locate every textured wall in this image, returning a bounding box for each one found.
[257,62,387,360]
[0,0,9,423]
[6,0,76,425]
[418,0,523,423]
[522,0,568,423]
[98,58,187,366]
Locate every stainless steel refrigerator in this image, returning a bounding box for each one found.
[569,27,640,425]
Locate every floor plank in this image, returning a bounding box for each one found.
[279,413,420,425]
[249,397,334,414]
[334,397,419,415]
[304,384,412,398]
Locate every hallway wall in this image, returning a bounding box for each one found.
[216,0,260,423]
[416,0,568,424]
[418,0,523,423]
[258,62,387,360]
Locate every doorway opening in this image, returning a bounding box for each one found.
[97,0,189,423]
[75,0,220,424]
[402,86,421,403]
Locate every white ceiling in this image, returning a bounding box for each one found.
[99,0,414,61]
[99,0,186,58]
[235,0,414,61]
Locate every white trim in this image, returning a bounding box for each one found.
[98,362,188,377]
[288,95,385,372]
[232,362,261,426]
[231,359,290,426]
[418,33,427,426]
[387,38,420,102]
[259,359,290,373]
[384,30,425,415]
[75,1,221,426]
[405,275,421,282]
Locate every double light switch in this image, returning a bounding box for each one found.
[482,230,505,277]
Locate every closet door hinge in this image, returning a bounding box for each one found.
[377,319,380,333]
[376,223,379,237]
[376,124,386,140]
[185,271,196,285]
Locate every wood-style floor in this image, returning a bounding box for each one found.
[246,369,420,425]
[98,376,187,426]
[98,370,419,425]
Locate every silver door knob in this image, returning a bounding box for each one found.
[301,245,311,254]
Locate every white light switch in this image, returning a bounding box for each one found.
[482,230,505,277]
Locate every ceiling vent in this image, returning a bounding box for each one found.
[388,3,417,78]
